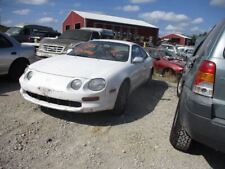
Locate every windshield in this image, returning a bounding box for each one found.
[6,27,22,36]
[59,30,92,41]
[69,41,130,62]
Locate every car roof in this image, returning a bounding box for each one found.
[81,27,113,33]
[0,32,20,45]
[92,39,137,46]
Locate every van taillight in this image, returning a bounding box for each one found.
[192,60,216,97]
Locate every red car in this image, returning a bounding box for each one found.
[146,48,185,77]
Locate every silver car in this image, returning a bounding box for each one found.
[170,18,225,153]
[0,32,36,81]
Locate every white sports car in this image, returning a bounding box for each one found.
[19,40,153,114]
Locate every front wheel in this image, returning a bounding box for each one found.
[8,60,28,81]
[170,102,192,152]
[112,81,129,115]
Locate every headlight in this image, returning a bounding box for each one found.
[88,78,106,91]
[25,71,33,80]
[24,67,29,73]
[71,79,82,90]
[68,43,76,49]
[38,44,44,51]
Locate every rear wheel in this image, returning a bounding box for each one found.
[112,81,129,115]
[145,68,154,86]
[9,59,29,81]
[170,102,192,152]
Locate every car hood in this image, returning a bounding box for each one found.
[29,55,127,79]
[169,59,186,67]
[41,38,82,47]
[162,57,185,67]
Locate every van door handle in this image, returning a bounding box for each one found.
[11,52,17,55]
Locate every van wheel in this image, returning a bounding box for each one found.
[9,59,28,81]
[170,102,192,152]
[112,81,129,115]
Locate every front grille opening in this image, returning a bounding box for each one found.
[26,91,81,108]
[43,45,64,53]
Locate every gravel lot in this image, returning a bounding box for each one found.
[0,76,225,169]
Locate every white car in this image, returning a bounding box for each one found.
[161,44,177,54]
[19,40,153,114]
[0,32,36,81]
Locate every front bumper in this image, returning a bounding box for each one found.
[180,86,225,152]
[19,72,117,113]
[36,50,65,58]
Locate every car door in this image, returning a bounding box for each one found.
[0,35,17,75]
[129,45,145,89]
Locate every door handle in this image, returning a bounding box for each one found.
[11,52,17,55]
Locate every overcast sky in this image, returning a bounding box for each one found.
[0,0,225,36]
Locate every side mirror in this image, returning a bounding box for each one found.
[132,57,144,64]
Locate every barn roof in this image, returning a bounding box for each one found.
[161,33,191,39]
[174,33,191,39]
[73,10,158,29]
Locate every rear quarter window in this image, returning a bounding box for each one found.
[195,22,224,58]
[0,35,13,48]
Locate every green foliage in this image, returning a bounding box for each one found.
[0,25,9,32]
[190,32,208,46]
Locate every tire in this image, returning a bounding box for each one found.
[145,68,153,86]
[170,102,192,152]
[112,81,129,115]
[8,60,28,81]
[176,77,183,97]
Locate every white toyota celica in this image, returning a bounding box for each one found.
[20,39,153,115]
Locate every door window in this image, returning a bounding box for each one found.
[91,32,100,39]
[140,48,148,59]
[0,35,13,48]
[131,45,143,60]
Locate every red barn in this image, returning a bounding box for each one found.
[63,10,159,46]
[160,33,191,46]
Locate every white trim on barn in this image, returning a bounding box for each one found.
[174,33,191,39]
[73,10,158,29]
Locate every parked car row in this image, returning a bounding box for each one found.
[145,47,186,79]
[1,18,225,155]
[160,43,178,55]
[177,46,195,60]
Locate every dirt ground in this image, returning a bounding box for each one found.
[0,76,225,169]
